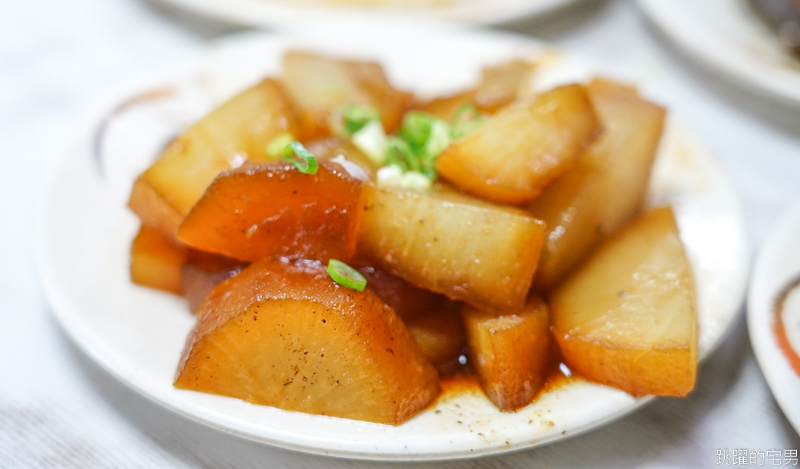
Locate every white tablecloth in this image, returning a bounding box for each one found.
[3,0,800,467]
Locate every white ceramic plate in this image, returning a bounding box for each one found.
[637,0,800,109]
[748,198,800,436]
[33,26,750,460]
[153,0,578,27]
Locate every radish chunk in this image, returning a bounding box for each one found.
[359,184,545,311]
[175,257,439,424]
[463,297,552,411]
[550,208,697,397]
[435,84,600,205]
[177,160,364,263]
[129,79,299,238]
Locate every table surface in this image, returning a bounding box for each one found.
[3,0,800,467]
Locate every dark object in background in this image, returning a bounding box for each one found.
[750,0,800,58]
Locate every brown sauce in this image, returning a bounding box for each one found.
[774,276,800,377]
[439,371,480,396]
[434,346,581,409]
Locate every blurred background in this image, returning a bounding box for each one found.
[2,0,800,467]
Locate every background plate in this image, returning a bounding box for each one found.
[748,197,800,436]
[637,0,800,109]
[151,0,579,27]
[33,25,749,460]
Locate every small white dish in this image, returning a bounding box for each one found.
[33,26,750,460]
[153,0,578,27]
[748,198,800,436]
[637,0,800,109]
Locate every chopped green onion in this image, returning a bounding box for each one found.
[424,119,451,160]
[420,165,437,181]
[283,141,318,174]
[376,164,404,186]
[385,137,414,172]
[450,103,483,140]
[399,111,437,152]
[376,165,435,192]
[401,171,434,191]
[398,112,451,155]
[343,104,382,135]
[351,121,387,165]
[265,131,296,159]
[327,259,367,291]
[396,111,451,179]
[376,165,433,192]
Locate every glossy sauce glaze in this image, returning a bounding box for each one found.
[774,276,800,377]
[435,348,579,410]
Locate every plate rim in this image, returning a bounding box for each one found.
[636,0,800,109]
[152,0,580,27]
[32,28,750,460]
[747,197,800,436]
